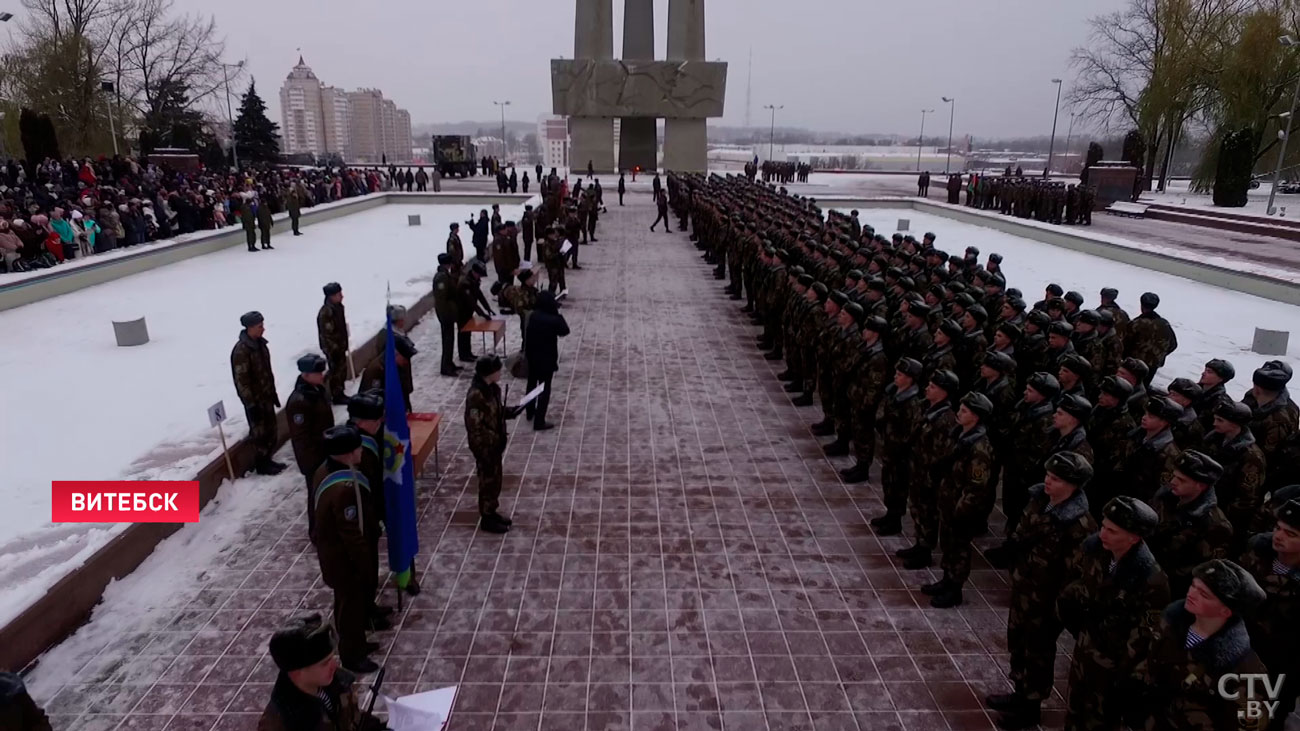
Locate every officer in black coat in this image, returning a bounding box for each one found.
[432,254,460,376]
[524,291,571,430]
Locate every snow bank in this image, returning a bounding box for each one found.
[844,208,1300,384]
[0,201,524,626]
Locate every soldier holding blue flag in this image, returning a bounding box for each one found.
[381,312,421,598]
[310,425,379,674]
[346,393,394,629]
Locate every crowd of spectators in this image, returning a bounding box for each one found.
[0,156,407,273]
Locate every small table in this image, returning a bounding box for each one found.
[461,318,507,354]
[408,413,442,478]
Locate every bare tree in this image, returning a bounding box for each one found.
[111,0,229,131]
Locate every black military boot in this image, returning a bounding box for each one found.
[792,393,814,407]
[895,543,923,559]
[741,304,754,314]
[871,513,903,536]
[929,585,963,608]
[776,368,795,380]
[839,462,871,483]
[255,457,286,476]
[822,436,850,457]
[984,692,1024,712]
[764,351,782,361]
[920,577,950,596]
[996,699,1041,730]
[492,512,513,527]
[902,548,932,570]
[810,418,835,436]
[479,514,509,534]
[783,381,803,393]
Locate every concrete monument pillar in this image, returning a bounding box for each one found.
[663,0,708,172]
[619,0,658,172]
[570,0,616,173]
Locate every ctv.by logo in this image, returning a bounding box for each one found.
[1218,673,1286,721]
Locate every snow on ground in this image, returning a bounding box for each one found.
[842,208,1300,385]
[1140,179,1300,218]
[0,200,526,626]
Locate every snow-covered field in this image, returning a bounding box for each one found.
[844,208,1300,385]
[1140,179,1300,218]
[0,201,526,626]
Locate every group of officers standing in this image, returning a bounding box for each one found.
[669,170,1300,731]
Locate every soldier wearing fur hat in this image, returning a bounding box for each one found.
[1117,357,1151,421]
[1124,292,1177,385]
[1052,394,1095,465]
[873,358,924,535]
[1166,378,1206,451]
[1094,308,1123,378]
[1138,559,1268,731]
[1243,360,1298,487]
[286,354,335,535]
[231,310,286,476]
[465,355,526,534]
[345,393,402,612]
[310,426,380,674]
[1097,287,1130,345]
[1239,498,1300,730]
[989,373,1060,569]
[922,319,961,385]
[841,315,891,484]
[925,391,996,608]
[989,451,1098,729]
[894,368,960,568]
[1057,496,1170,731]
[317,283,350,404]
[1204,401,1268,549]
[1197,359,1236,431]
[1149,450,1234,599]
[360,334,417,414]
[432,254,461,377]
[1116,396,1181,503]
[258,614,384,731]
[1088,376,1138,518]
[1057,352,1093,403]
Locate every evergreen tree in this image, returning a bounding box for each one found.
[1081,142,1103,185]
[19,108,61,166]
[233,79,280,165]
[1212,127,1254,208]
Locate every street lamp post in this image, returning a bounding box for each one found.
[917,108,934,171]
[1268,35,1300,215]
[100,81,118,155]
[763,104,783,162]
[1046,79,1063,177]
[941,97,956,174]
[221,61,244,170]
[493,100,511,163]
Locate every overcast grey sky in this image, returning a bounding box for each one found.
[177,0,1128,138]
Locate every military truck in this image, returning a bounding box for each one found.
[432,136,477,178]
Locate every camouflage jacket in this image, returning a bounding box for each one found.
[1097,303,1131,345]
[500,282,538,316]
[1006,400,1056,487]
[1088,404,1136,479]
[1073,331,1107,380]
[1198,383,1230,432]
[1243,388,1299,478]
[285,376,335,476]
[1240,533,1300,680]
[1148,485,1234,599]
[974,374,1018,442]
[1008,485,1096,607]
[1124,312,1178,371]
[940,424,996,528]
[920,342,956,386]
[231,330,280,408]
[1058,536,1169,686]
[1203,428,1268,539]
[912,401,958,485]
[1016,333,1049,384]
[878,383,923,453]
[433,268,458,316]
[317,299,348,355]
[847,339,889,414]
[360,359,412,414]
[899,323,932,363]
[1117,428,1177,504]
[1097,329,1123,380]
[310,458,375,590]
[1172,407,1206,452]
[1051,425,1095,466]
[1140,602,1267,731]
[465,376,506,457]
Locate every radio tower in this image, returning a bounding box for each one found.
[744,46,753,129]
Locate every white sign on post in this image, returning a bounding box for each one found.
[207,400,228,428]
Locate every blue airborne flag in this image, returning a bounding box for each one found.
[382,314,418,588]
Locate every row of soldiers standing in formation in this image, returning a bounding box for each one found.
[953,173,1098,226]
[230,283,426,676]
[667,171,1300,731]
[753,160,811,184]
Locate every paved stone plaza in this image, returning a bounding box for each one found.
[33,192,1053,731]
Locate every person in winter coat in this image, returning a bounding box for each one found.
[465,355,525,533]
[0,671,52,731]
[257,194,275,249]
[49,208,76,260]
[240,197,257,251]
[524,291,570,430]
[284,354,334,537]
[467,210,490,262]
[257,615,384,731]
[231,311,286,475]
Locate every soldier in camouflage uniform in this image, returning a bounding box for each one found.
[1166,378,1206,451]
[841,315,890,484]
[1243,360,1298,490]
[286,354,335,536]
[896,369,961,567]
[924,391,996,608]
[465,356,524,534]
[822,299,865,457]
[1052,394,1095,465]
[873,358,924,534]
[1016,310,1051,386]
[1148,450,1235,599]
[346,392,401,613]
[1057,353,1093,402]
[1117,357,1151,421]
[1196,359,1236,431]
[1097,287,1130,349]
[1124,292,1177,385]
[1058,496,1169,731]
[317,282,350,404]
[987,452,1098,729]
[231,311,286,475]
[988,372,1060,569]
[811,290,849,437]
[1137,559,1268,731]
[1116,396,1181,503]
[1087,376,1137,519]
[922,319,961,385]
[792,282,830,407]
[1071,310,1107,379]
[1094,309,1124,380]
[1204,401,1268,551]
[1239,498,1300,730]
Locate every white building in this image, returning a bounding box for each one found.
[537,114,569,170]
[278,57,412,163]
